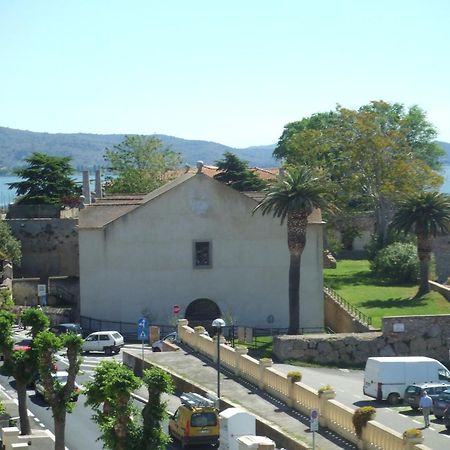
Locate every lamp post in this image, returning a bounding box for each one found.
[212,318,226,399]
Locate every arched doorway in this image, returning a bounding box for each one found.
[185,298,221,332]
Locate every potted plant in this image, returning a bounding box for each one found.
[402,428,424,444]
[352,406,376,438]
[318,384,336,399]
[287,371,302,383]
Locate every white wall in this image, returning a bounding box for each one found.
[79,174,324,329]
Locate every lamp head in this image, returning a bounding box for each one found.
[212,318,226,329]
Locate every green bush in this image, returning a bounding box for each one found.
[287,371,302,382]
[352,406,376,438]
[370,242,418,283]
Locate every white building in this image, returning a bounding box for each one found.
[78,165,325,330]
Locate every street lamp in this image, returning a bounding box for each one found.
[212,318,226,399]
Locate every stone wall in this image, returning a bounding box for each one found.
[273,314,450,366]
[11,277,40,306]
[7,218,79,281]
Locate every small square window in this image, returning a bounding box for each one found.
[194,241,211,268]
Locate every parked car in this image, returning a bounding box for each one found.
[442,406,450,429]
[403,382,450,410]
[364,356,450,405]
[49,323,83,337]
[152,330,210,352]
[152,332,179,352]
[82,331,124,355]
[0,339,32,361]
[432,389,450,419]
[169,392,219,448]
[35,371,81,402]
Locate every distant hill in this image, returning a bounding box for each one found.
[0,126,448,173]
[0,126,277,172]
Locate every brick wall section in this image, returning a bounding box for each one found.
[274,315,450,365]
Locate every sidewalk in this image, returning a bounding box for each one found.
[0,386,55,450]
[125,344,357,450]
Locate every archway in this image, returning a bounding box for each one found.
[185,298,221,332]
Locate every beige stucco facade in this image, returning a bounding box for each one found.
[79,172,325,329]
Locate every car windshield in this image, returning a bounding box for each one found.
[191,412,217,427]
[112,332,122,339]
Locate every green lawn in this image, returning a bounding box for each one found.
[324,259,450,328]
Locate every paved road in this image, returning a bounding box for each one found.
[274,363,450,450]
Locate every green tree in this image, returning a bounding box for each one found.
[8,152,81,206]
[253,166,332,334]
[274,101,444,245]
[84,362,174,450]
[141,367,174,450]
[0,220,21,265]
[33,331,82,450]
[104,135,182,194]
[0,308,49,435]
[214,152,266,191]
[84,360,142,450]
[390,191,450,296]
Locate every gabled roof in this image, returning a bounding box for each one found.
[79,169,323,229]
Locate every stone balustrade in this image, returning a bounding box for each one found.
[177,320,431,450]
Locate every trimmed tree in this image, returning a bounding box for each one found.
[253,166,332,334]
[33,331,83,450]
[390,191,450,296]
[0,220,21,265]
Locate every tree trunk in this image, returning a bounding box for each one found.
[375,195,390,246]
[288,253,301,335]
[16,380,31,435]
[53,412,66,450]
[417,235,432,297]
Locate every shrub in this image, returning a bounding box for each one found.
[402,428,423,439]
[370,242,418,283]
[287,371,302,382]
[352,406,376,438]
[0,401,6,415]
[318,384,334,393]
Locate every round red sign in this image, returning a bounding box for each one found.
[173,304,181,314]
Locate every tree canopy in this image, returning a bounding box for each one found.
[8,152,81,206]
[274,101,444,243]
[213,152,266,191]
[104,135,182,194]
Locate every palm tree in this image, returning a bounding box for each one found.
[253,166,331,335]
[390,191,450,297]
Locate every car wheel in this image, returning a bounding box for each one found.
[387,393,400,405]
[436,415,443,420]
[152,347,161,352]
[104,347,113,356]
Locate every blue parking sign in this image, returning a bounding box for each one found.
[137,318,148,341]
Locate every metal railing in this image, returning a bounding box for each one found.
[324,285,372,327]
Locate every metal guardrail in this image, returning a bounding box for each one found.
[324,285,372,327]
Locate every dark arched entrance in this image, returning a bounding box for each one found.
[185,298,221,332]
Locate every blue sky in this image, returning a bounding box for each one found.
[1,0,449,147]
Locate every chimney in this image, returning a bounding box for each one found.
[95,169,103,199]
[82,171,91,205]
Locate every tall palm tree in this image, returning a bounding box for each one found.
[253,166,331,335]
[390,191,450,297]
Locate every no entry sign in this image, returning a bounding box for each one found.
[173,304,181,314]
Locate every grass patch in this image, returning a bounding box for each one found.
[324,259,450,328]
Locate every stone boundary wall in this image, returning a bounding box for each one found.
[324,290,372,333]
[273,314,450,366]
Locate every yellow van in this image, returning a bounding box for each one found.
[168,392,220,448]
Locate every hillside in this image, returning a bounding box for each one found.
[1,126,449,172]
[0,126,277,171]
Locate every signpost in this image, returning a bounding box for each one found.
[310,409,319,450]
[137,318,149,360]
[37,284,47,306]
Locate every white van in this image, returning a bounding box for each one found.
[363,356,450,405]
